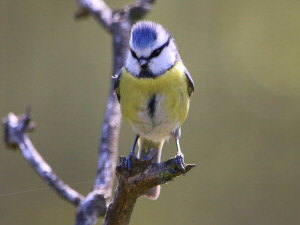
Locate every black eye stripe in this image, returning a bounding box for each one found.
[149,36,171,59]
[130,49,138,59]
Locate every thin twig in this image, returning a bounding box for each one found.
[76,0,113,31]
[127,0,156,19]
[2,110,84,205]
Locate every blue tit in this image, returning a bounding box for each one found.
[113,21,194,200]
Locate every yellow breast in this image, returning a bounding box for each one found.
[119,62,190,133]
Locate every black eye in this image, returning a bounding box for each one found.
[150,48,162,58]
[130,49,138,59]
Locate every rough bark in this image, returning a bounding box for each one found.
[104,150,195,225]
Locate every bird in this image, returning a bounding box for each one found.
[113,21,194,200]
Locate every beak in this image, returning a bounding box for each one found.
[138,59,148,67]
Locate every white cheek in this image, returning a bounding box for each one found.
[125,54,140,76]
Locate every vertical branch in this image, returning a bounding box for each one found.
[75,1,157,225]
[94,14,131,194]
[94,93,121,196]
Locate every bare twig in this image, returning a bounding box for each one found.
[76,0,113,31]
[127,0,156,19]
[2,109,84,205]
[75,189,107,224]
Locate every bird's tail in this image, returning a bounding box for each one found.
[138,137,164,200]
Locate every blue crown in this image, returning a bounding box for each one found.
[132,22,158,49]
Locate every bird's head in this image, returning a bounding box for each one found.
[125,21,178,78]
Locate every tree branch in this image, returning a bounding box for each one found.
[75,189,107,224]
[103,149,195,225]
[127,0,157,20]
[2,109,84,205]
[76,0,113,31]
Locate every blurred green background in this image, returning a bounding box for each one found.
[1,0,299,224]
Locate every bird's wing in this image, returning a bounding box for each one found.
[184,67,194,97]
[112,69,122,102]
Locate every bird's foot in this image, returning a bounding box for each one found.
[127,152,137,174]
[175,154,186,174]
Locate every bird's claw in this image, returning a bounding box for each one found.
[127,152,136,173]
[175,154,186,174]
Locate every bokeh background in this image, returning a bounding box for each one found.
[1,0,299,224]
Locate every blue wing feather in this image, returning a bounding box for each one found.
[184,68,194,96]
[113,69,123,102]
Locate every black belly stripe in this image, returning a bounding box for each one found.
[147,94,156,118]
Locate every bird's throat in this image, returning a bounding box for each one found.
[139,68,155,78]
